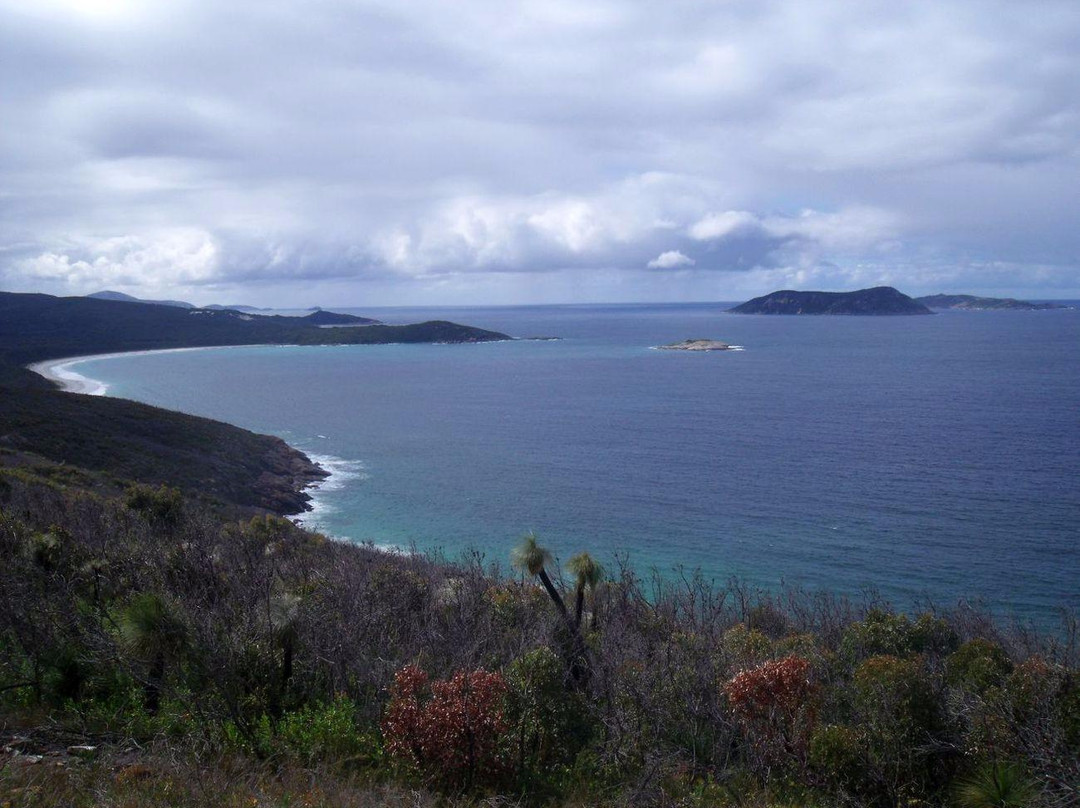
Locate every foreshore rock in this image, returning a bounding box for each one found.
[656,339,733,351]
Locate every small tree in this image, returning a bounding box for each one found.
[511,533,570,624]
[120,593,187,715]
[566,552,603,631]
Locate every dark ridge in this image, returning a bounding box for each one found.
[916,293,1067,311]
[0,388,326,514]
[0,291,510,366]
[728,286,933,315]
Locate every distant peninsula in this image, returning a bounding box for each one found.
[0,291,511,515]
[915,294,1067,311]
[728,286,932,316]
[656,339,733,351]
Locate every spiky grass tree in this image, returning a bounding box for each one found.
[120,593,187,715]
[955,762,1038,808]
[566,552,603,632]
[511,533,571,625]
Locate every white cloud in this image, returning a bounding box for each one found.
[647,250,695,269]
[14,229,219,292]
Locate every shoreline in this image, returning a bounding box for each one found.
[26,345,346,519]
[27,345,281,396]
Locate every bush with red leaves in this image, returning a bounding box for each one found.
[723,654,818,771]
[382,664,509,790]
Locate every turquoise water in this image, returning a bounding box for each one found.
[71,303,1080,624]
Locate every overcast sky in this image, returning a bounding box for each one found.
[2,0,1078,306]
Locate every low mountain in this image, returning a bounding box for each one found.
[728,286,932,315]
[302,309,381,326]
[88,290,195,308]
[915,294,1066,311]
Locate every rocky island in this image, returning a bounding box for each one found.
[915,294,1067,311]
[656,338,734,351]
[728,286,932,315]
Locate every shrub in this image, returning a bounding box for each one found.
[954,761,1038,808]
[125,484,184,525]
[840,609,957,661]
[946,639,1012,695]
[852,655,945,801]
[724,655,818,770]
[277,695,380,764]
[382,664,509,791]
[504,646,591,780]
[808,724,864,792]
[723,624,772,664]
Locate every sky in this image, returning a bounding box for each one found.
[1,0,1078,306]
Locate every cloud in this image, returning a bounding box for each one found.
[647,250,695,269]
[0,0,1078,302]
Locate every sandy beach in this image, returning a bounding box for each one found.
[26,345,274,395]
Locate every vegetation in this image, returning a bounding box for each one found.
[2,468,1078,807]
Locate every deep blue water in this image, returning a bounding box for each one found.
[72,303,1080,624]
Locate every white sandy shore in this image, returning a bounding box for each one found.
[26,345,273,395]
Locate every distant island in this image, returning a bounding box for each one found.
[915,293,1067,311]
[728,286,932,315]
[656,339,733,351]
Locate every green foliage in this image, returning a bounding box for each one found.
[505,647,592,782]
[947,639,1013,695]
[125,484,184,525]
[841,609,957,661]
[954,761,1038,808]
[808,724,865,791]
[723,623,773,664]
[275,696,382,764]
[511,532,553,577]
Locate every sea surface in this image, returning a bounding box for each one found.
[70,303,1080,625]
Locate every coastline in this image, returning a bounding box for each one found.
[27,345,278,396]
[26,346,362,522]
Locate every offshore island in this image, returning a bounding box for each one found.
[655,338,734,351]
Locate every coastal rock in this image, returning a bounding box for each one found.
[656,339,733,351]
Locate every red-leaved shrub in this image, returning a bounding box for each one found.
[724,654,818,771]
[382,664,509,790]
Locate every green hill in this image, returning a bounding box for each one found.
[728,286,933,315]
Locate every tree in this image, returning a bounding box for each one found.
[566,552,603,631]
[120,593,187,715]
[511,533,571,626]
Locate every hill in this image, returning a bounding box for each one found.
[0,291,508,366]
[88,290,196,308]
[728,286,933,315]
[916,293,1067,311]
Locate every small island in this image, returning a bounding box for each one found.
[656,338,733,351]
[728,286,932,315]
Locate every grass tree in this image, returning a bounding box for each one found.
[511,533,571,625]
[566,552,603,632]
[120,592,188,715]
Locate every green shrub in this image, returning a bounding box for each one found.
[125,484,183,525]
[277,696,380,764]
[808,724,864,791]
[723,623,772,664]
[841,609,957,662]
[954,761,1037,808]
[946,639,1012,695]
[505,647,591,773]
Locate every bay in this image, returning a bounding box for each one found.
[72,303,1080,624]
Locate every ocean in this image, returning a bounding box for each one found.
[67,303,1080,625]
